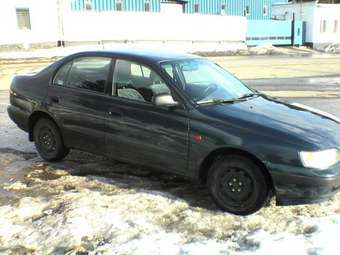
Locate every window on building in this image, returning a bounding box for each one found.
[16,8,31,30]
[221,3,226,15]
[145,0,150,11]
[244,6,250,16]
[116,0,123,11]
[263,5,268,16]
[85,0,92,11]
[320,20,327,33]
[334,20,338,33]
[194,3,199,13]
[66,57,112,93]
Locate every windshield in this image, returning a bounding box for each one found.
[161,59,254,104]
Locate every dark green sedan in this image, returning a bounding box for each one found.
[8,49,340,215]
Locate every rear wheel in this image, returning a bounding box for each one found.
[33,118,69,161]
[208,155,270,215]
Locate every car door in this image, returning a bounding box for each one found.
[105,59,189,175]
[46,56,112,154]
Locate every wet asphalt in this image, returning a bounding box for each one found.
[244,75,340,117]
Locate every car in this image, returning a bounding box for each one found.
[7,49,340,215]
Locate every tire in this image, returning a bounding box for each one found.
[33,118,69,161]
[207,154,270,215]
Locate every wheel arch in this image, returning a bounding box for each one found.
[28,111,60,142]
[198,147,274,190]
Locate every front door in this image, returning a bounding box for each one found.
[105,59,189,175]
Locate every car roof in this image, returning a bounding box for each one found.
[69,48,200,64]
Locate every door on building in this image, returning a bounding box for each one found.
[160,2,184,14]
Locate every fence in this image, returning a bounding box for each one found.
[246,20,304,46]
[61,11,247,52]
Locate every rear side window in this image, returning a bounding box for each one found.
[67,57,111,93]
[53,62,72,86]
[54,57,112,93]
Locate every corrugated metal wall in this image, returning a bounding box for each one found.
[70,0,288,20]
[246,20,304,46]
[71,0,160,12]
[184,0,223,15]
[225,0,289,20]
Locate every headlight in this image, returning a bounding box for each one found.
[299,149,340,170]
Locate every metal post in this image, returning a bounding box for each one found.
[291,12,295,46]
[57,0,65,47]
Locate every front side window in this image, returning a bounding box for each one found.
[65,57,111,93]
[161,59,253,104]
[113,59,170,103]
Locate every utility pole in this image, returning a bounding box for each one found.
[57,0,65,47]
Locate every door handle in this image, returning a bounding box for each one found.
[108,111,122,117]
[50,96,59,103]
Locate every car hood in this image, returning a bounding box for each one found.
[198,95,340,149]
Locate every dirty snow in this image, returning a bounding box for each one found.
[1,149,340,255]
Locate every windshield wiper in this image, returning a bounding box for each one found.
[237,92,259,100]
[197,98,239,105]
[197,93,260,105]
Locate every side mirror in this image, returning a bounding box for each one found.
[154,94,179,107]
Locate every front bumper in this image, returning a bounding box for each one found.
[269,163,340,206]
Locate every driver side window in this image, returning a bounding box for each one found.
[112,59,171,103]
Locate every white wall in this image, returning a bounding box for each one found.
[0,0,59,46]
[0,1,247,52]
[272,2,316,43]
[61,11,247,52]
[313,4,340,44]
[272,2,340,46]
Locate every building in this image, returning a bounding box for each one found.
[0,0,59,47]
[71,0,288,20]
[0,0,247,51]
[272,0,340,49]
[0,0,307,51]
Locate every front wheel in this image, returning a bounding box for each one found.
[208,155,270,215]
[33,118,69,161]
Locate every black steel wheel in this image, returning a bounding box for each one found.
[208,154,270,215]
[33,118,69,161]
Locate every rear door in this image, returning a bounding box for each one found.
[105,59,189,175]
[46,56,112,154]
